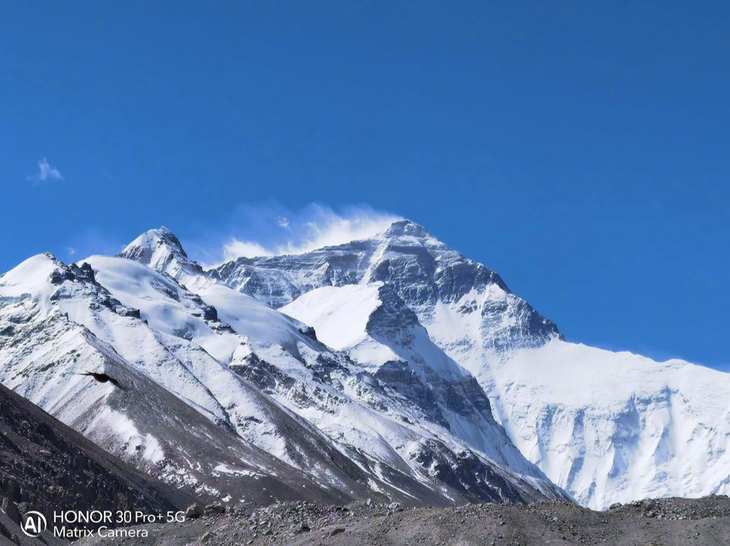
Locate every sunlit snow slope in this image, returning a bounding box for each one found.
[0,255,363,505]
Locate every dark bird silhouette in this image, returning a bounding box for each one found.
[77,372,124,389]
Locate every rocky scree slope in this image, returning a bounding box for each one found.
[77,496,730,546]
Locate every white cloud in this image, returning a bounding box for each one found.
[275,205,400,255]
[201,203,402,265]
[27,157,64,183]
[222,239,274,260]
[67,247,77,257]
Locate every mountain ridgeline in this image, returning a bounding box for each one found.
[1,220,728,512]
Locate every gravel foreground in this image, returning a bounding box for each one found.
[76,496,730,546]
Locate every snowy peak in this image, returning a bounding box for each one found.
[382,219,433,240]
[119,227,211,288]
[0,253,61,295]
[214,220,560,352]
[120,226,188,263]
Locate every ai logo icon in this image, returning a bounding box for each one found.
[21,511,47,537]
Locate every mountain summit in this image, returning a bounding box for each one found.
[382,219,434,239]
[120,226,187,264]
[211,219,730,509]
[119,226,214,289]
[214,218,560,351]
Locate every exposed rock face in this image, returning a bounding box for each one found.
[185,504,204,519]
[365,284,496,424]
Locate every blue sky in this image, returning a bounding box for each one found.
[1,2,728,369]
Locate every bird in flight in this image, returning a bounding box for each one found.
[77,371,124,389]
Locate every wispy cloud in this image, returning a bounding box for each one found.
[196,203,402,266]
[27,158,64,184]
[222,240,273,261]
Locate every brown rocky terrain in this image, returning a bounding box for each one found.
[78,495,730,546]
[0,382,194,545]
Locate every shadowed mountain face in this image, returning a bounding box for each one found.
[0,381,193,543]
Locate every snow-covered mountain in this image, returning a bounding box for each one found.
[280,282,532,470]
[215,219,730,510]
[0,229,564,508]
[4,219,726,510]
[0,255,363,506]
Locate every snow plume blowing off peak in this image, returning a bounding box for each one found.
[208,203,402,264]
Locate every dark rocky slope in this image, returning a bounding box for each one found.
[0,381,194,543]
